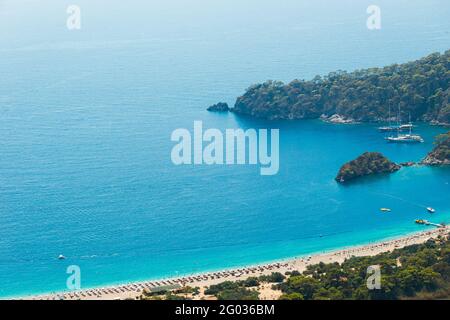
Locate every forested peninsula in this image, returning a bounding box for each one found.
[230,51,450,124]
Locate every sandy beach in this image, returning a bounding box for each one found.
[23,226,449,300]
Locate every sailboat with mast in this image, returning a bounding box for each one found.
[378,104,397,132]
[378,104,415,132]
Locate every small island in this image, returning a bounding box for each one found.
[336,152,401,183]
[207,102,229,112]
[421,132,450,165]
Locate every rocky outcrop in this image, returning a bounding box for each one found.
[207,102,229,112]
[320,114,356,124]
[336,152,401,183]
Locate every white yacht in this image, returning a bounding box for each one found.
[378,125,399,132]
[386,110,423,143]
[386,134,424,143]
[399,123,414,131]
[378,104,397,132]
[379,123,413,132]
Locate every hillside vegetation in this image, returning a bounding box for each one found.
[232,51,450,124]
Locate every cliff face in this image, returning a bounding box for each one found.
[232,51,450,124]
[421,132,450,165]
[336,152,401,183]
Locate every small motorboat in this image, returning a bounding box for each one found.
[380,208,391,212]
[427,207,436,213]
[58,254,66,260]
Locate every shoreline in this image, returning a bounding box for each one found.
[17,225,449,300]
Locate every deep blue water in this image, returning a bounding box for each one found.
[0,0,449,298]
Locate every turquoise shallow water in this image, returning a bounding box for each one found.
[0,0,450,298]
